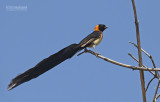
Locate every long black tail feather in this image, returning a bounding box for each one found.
[8,43,82,90]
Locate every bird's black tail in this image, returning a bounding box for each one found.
[8,43,83,90]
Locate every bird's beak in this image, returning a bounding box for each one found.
[105,26,108,29]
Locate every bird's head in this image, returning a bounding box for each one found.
[94,24,108,32]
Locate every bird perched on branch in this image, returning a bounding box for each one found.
[8,24,108,90]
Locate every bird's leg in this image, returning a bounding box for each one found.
[92,45,100,56]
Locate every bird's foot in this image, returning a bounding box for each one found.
[95,53,101,57]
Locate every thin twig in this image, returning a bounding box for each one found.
[128,53,145,67]
[128,53,159,98]
[155,94,160,101]
[77,48,87,56]
[79,49,160,71]
[128,53,155,76]
[130,42,158,76]
[129,42,156,68]
[150,56,156,68]
[130,42,150,57]
[145,77,156,92]
[77,51,85,56]
[152,80,160,102]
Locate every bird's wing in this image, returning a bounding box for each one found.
[80,38,95,47]
[8,43,80,90]
[79,31,101,48]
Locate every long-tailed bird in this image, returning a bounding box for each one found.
[8,24,108,90]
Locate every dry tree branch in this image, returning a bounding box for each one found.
[128,53,145,67]
[129,42,156,68]
[155,94,160,101]
[152,80,160,102]
[145,77,156,92]
[130,42,158,76]
[128,53,157,93]
[77,49,160,71]
[131,0,146,101]
[128,53,155,76]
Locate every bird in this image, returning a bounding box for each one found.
[7,24,108,90]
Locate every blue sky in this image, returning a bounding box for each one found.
[1,0,160,102]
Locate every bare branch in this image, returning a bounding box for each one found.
[152,80,160,102]
[79,49,160,71]
[128,53,155,76]
[131,0,146,101]
[128,53,145,67]
[129,42,157,68]
[77,51,85,56]
[77,48,88,56]
[145,77,156,92]
[130,42,159,76]
[156,94,160,101]
[130,42,150,56]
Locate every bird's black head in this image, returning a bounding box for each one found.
[94,24,108,32]
[99,24,108,32]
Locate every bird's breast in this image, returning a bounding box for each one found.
[93,32,103,45]
[93,38,102,45]
[88,32,103,48]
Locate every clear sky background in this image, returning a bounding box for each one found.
[1,0,160,102]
